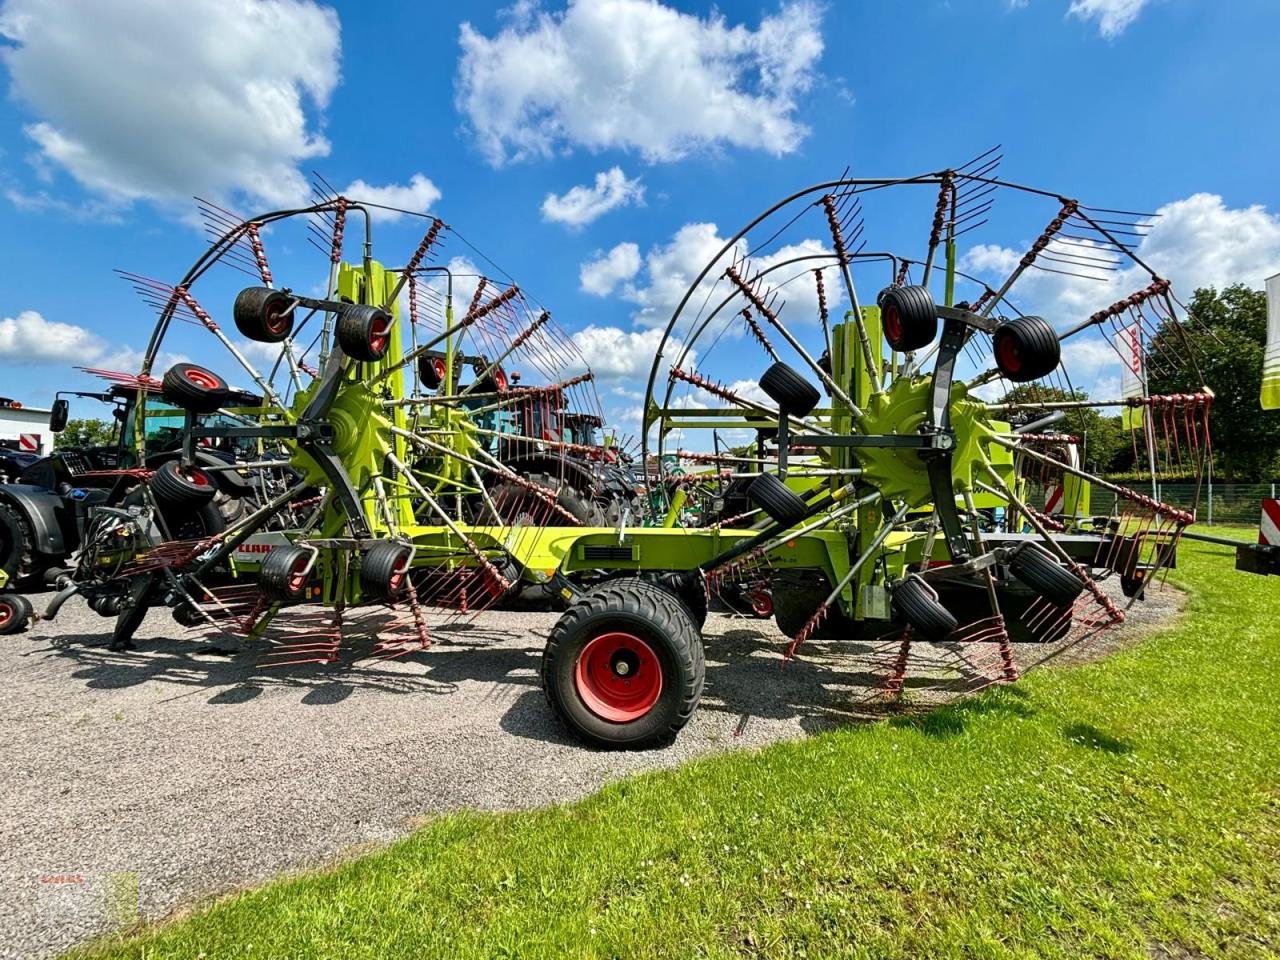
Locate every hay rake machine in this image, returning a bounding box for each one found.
[27,156,1226,748]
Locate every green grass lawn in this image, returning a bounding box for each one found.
[73,531,1280,959]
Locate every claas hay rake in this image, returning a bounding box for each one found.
[25,157,1223,747]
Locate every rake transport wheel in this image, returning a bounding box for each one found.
[337,304,393,362]
[878,284,937,352]
[542,578,705,749]
[992,315,1061,383]
[0,593,33,635]
[233,286,295,343]
[360,541,413,602]
[759,361,821,417]
[150,460,217,506]
[748,473,808,527]
[892,576,958,642]
[259,546,313,604]
[1009,542,1086,606]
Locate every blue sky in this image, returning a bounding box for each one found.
[1,0,1278,431]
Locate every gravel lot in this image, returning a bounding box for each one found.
[0,581,1181,959]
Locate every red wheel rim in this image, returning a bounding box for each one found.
[995,333,1022,373]
[882,304,902,345]
[368,314,391,354]
[0,603,11,627]
[749,591,773,618]
[264,302,292,336]
[493,368,508,392]
[387,550,409,594]
[432,358,446,381]
[184,368,222,390]
[181,467,210,487]
[575,631,662,723]
[288,555,309,594]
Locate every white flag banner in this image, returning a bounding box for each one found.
[1263,273,1280,410]
[1115,322,1144,429]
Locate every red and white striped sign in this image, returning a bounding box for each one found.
[18,433,40,452]
[1260,498,1280,546]
[1044,485,1063,514]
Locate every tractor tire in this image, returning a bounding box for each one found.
[259,546,313,604]
[337,304,393,362]
[653,570,708,631]
[542,578,704,749]
[150,460,217,507]
[878,284,938,352]
[0,593,33,635]
[0,500,42,583]
[759,361,820,418]
[1009,542,1085,607]
[992,315,1060,383]
[162,363,229,414]
[360,541,413,602]
[748,472,808,528]
[892,575,957,641]
[232,286,295,343]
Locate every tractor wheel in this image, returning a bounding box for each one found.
[232,286,295,343]
[759,361,820,418]
[259,546,313,604]
[1009,542,1085,606]
[0,593,33,635]
[150,460,217,506]
[748,472,807,528]
[653,570,708,631]
[878,284,937,352]
[337,304,393,362]
[542,578,704,749]
[992,315,1060,382]
[892,576,957,641]
[0,500,42,583]
[360,541,413,602]
[162,363,229,414]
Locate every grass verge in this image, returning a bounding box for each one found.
[72,531,1279,959]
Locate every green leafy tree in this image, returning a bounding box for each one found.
[53,418,116,450]
[1148,284,1280,480]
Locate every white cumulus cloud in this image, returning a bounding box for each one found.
[0,309,174,372]
[1068,0,1150,37]
[342,174,442,223]
[580,242,642,296]
[0,0,340,209]
[572,324,690,381]
[456,0,824,165]
[542,167,644,228]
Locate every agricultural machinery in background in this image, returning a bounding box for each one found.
[5,154,1263,748]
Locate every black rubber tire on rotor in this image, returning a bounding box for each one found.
[1009,542,1085,607]
[0,593,33,635]
[232,286,295,343]
[121,486,225,542]
[259,545,313,604]
[418,355,446,391]
[542,577,705,749]
[992,315,1060,383]
[759,361,820,418]
[877,284,938,352]
[361,541,413,602]
[892,575,958,641]
[162,363,230,415]
[748,472,808,528]
[336,304,393,362]
[150,460,217,507]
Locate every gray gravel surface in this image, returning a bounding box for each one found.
[0,580,1181,959]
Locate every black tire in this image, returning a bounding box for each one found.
[361,541,413,602]
[418,355,446,391]
[992,315,1060,383]
[542,578,704,749]
[771,571,859,641]
[121,486,225,542]
[150,460,217,506]
[892,575,958,641]
[759,362,820,417]
[336,304,393,362]
[653,570,708,631]
[259,545,313,603]
[1009,542,1085,606]
[233,286,295,343]
[475,365,510,395]
[877,285,938,352]
[0,593,33,635]
[748,472,808,528]
[162,363,229,414]
[1120,571,1147,600]
[0,500,41,583]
